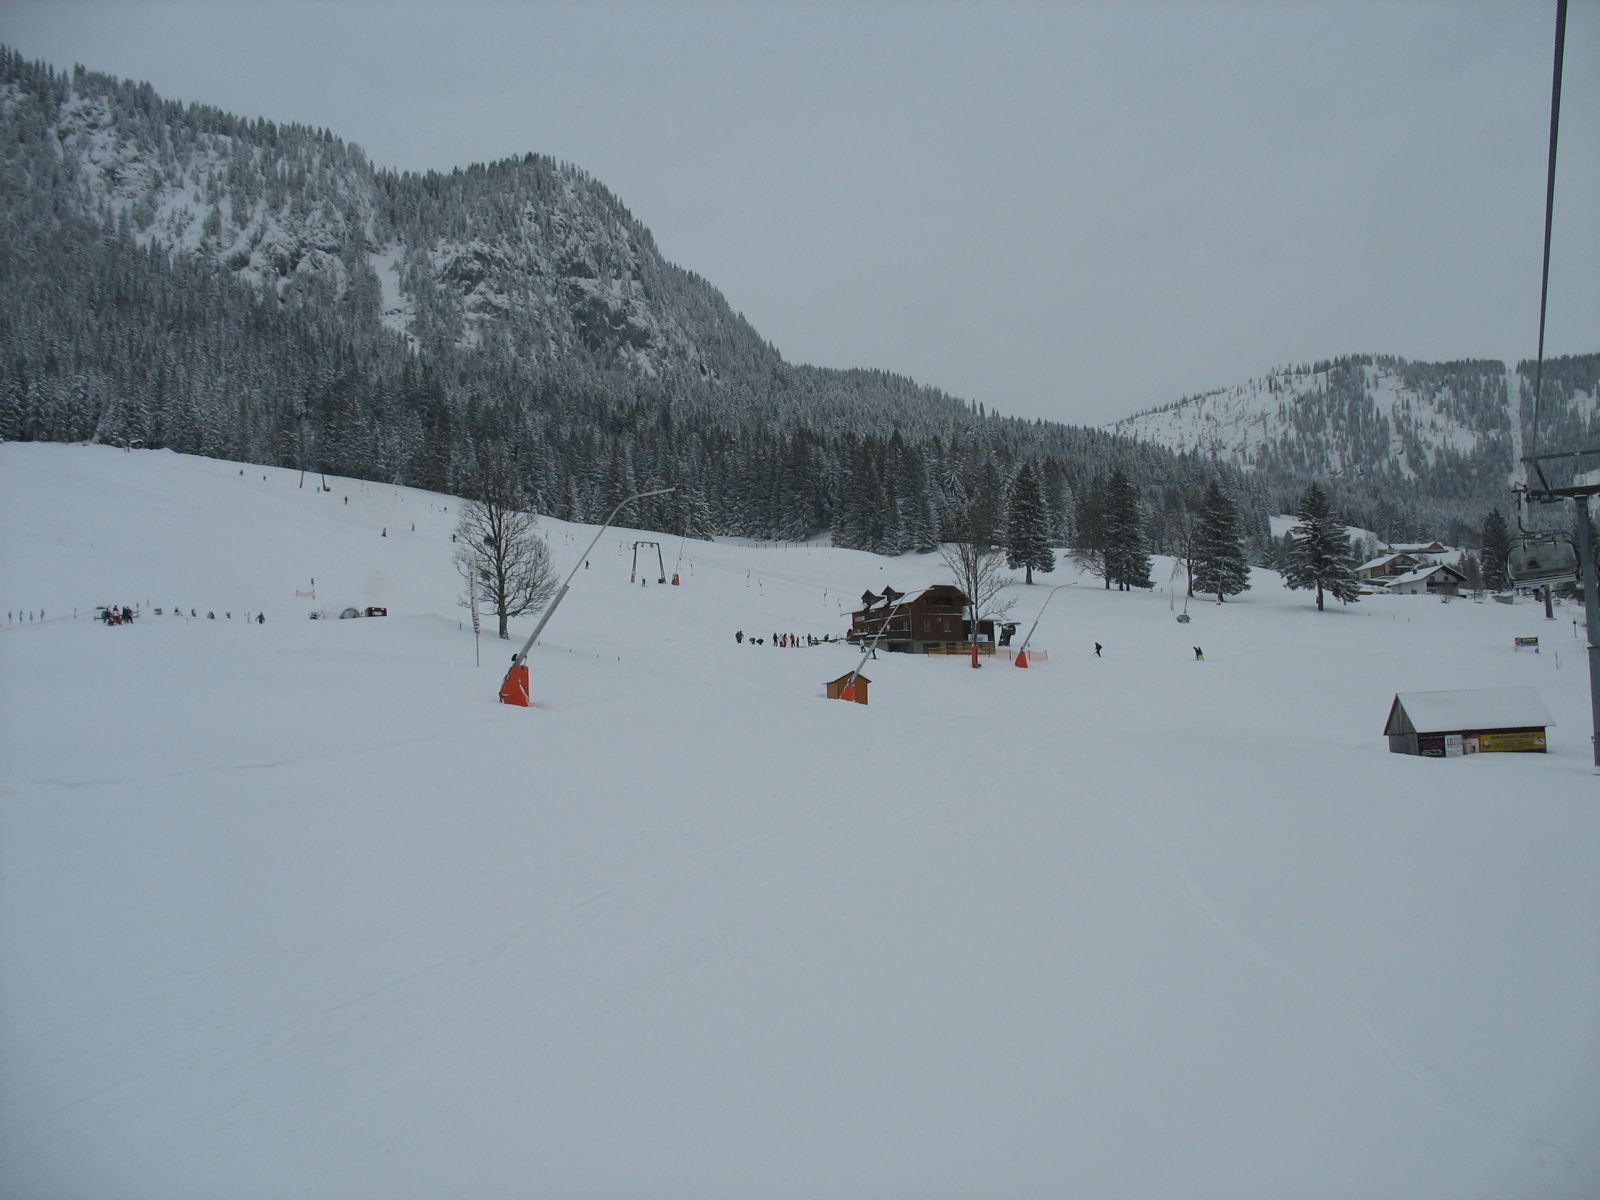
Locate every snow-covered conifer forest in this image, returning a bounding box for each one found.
[4,48,1593,552]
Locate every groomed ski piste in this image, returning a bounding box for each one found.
[2,442,1597,1200]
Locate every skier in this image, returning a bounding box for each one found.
[1094,642,1102,657]
[736,630,744,643]
[257,613,265,624]
[1193,646,1204,660]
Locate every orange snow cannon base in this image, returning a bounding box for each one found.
[499,664,530,706]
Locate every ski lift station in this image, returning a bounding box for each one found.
[1384,687,1554,757]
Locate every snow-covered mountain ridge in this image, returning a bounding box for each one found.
[2,54,772,382]
[1110,354,1599,500]
[1113,352,1600,502]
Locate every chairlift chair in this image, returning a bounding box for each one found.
[1508,533,1580,588]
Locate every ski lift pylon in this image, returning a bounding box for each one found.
[631,541,667,585]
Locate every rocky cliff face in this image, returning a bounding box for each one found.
[9,56,774,383]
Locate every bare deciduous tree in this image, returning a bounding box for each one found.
[454,495,556,639]
[942,539,1017,640]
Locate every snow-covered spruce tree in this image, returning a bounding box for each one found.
[453,464,557,639]
[1282,483,1360,611]
[1102,468,1152,591]
[1004,461,1055,584]
[1481,507,1511,591]
[1191,480,1251,602]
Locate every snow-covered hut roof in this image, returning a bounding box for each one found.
[1387,564,1466,588]
[1357,552,1413,574]
[1384,687,1554,736]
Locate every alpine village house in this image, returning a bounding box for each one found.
[848,586,996,653]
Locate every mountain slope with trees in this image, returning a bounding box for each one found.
[0,48,1272,559]
[1111,354,1600,544]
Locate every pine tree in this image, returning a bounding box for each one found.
[1191,481,1251,601]
[1004,461,1055,584]
[1282,483,1360,610]
[1072,478,1110,588]
[1102,468,1152,591]
[1481,507,1511,591]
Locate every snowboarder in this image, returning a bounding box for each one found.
[1193,646,1204,660]
[1094,642,1102,657]
[257,613,265,624]
[736,631,744,643]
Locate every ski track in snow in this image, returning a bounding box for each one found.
[1045,762,1596,1185]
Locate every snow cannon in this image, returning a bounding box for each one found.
[499,665,530,707]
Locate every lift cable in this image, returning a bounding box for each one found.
[1525,0,1567,486]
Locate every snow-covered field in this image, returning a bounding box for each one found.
[3,443,1597,1200]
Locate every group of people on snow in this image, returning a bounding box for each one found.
[735,630,829,648]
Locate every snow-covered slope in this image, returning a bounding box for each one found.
[3,444,1598,1198]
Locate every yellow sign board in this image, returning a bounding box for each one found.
[1477,730,1546,753]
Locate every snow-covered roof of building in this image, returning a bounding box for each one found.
[1386,541,1448,553]
[1386,564,1465,587]
[1357,552,1413,573]
[1385,687,1554,735]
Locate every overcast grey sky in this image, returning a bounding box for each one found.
[3,1,1596,426]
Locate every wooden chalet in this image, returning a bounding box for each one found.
[1385,687,1553,756]
[848,585,994,653]
[1386,563,1467,596]
[1355,552,1422,583]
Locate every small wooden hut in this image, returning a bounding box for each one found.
[825,673,870,704]
[1384,687,1553,756]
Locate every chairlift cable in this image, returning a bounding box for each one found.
[1526,0,1567,483]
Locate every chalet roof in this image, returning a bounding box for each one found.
[1384,687,1554,736]
[1387,563,1467,587]
[1386,541,1448,553]
[855,584,969,613]
[1356,552,1414,573]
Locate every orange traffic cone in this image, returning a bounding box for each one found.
[499,664,530,706]
[671,573,680,586]
[1014,649,1028,668]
